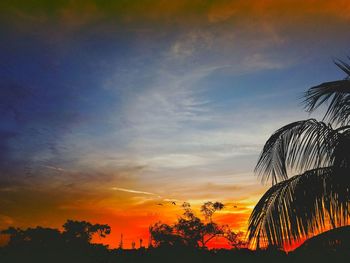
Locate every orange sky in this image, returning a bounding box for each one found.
[90,201,255,249]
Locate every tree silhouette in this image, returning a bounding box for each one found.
[177,202,224,248]
[1,227,61,247]
[200,201,225,222]
[90,223,111,239]
[247,59,350,248]
[149,222,185,248]
[149,202,225,249]
[63,220,93,243]
[63,220,111,243]
[223,227,246,249]
[0,220,111,263]
[1,220,111,247]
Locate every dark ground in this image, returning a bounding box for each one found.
[2,226,350,263]
[0,244,349,263]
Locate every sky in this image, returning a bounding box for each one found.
[0,0,350,248]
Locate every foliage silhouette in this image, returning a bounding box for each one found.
[149,222,186,248]
[63,220,111,243]
[149,201,243,249]
[0,220,111,263]
[2,226,62,247]
[223,228,246,249]
[201,201,225,222]
[1,218,349,263]
[248,58,350,248]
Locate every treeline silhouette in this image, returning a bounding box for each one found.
[1,202,349,263]
[0,220,111,263]
[149,201,245,249]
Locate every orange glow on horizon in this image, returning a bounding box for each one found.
[89,203,253,249]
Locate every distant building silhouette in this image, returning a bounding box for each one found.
[118,233,123,250]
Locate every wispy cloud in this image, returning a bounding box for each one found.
[111,187,160,197]
[42,165,66,172]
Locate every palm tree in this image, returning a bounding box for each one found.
[247,59,350,249]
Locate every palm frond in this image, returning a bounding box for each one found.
[304,59,350,126]
[248,167,350,249]
[255,119,339,184]
[334,58,350,76]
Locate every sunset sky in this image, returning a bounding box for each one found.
[1,0,350,248]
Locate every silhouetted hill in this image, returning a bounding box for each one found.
[290,226,350,262]
[296,226,350,251]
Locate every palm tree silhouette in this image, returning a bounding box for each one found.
[247,59,350,249]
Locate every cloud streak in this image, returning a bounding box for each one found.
[111,187,160,197]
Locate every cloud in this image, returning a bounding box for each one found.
[111,187,159,197]
[207,0,350,23]
[42,165,66,172]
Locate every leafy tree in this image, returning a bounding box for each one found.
[90,223,111,239]
[223,227,246,249]
[1,220,111,247]
[149,201,225,249]
[247,59,350,249]
[149,222,185,248]
[63,220,93,243]
[200,201,225,222]
[1,227,61,246]
[1,227,24,246]
[177,202,224,248]
[63,220,111,243]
